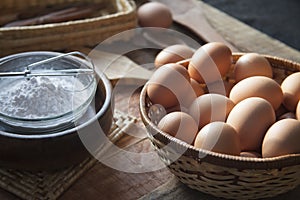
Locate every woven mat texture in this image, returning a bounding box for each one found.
[0,110,136,200]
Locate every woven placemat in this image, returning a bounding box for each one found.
[0,109,137,200]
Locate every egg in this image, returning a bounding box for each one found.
[137,2,173,28]
[190,78,205,97]
[227,97,276,151]
[147,63,193,108]
[178,78,205,107]
[240,151,262,158]
[229,76,283,110]
[188,42,232,84]
[262,119,300,158]
[206,80,234,97]
[176,59,191,68]
[194,122,240,156]
[297,100,300,120]
[281,72,300,111]
[166,104,188,114]
[189,94,235,129]
[154,44,194,68]
[158,111,198,144]
[234,53,273,82]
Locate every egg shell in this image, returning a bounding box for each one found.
[176,59,191,68]
[188,42,232,84]
[297,100,300,120]
[147,63,192,108]
[281,72,300,111]
[180,78,206,110]
[158,111,198,144]
[166,104,188,114]
[206,80,234,97]
[262,119,300,158]
[229,76,283,110]
[234,53,273,82]
[227,97,276,151]
[189,94,235,129]
[190,78,205,97]
[240,151,262,158]
[137,2,172,28]
[194,122,241,156]
[155,45,194,68]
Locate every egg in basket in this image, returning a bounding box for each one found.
[139,42,300,199]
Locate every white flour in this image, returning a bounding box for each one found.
[0,76,87,119]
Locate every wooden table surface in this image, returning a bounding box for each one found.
[0,0,299,199]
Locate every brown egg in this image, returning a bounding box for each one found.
[137,2,172,28]
[176,59,191,68]
[278,112,296,120]
[147,63,192,108]
[194,122,240,156]
[227,97,276,151]
[297,101,300,120]
[158,111,198,144]
[240,151,261,158]
[183,78,205,108]
[206,80,234,97]
[154,45,194,68]
[281,72,300,111]
[190,78,205,97]
[262,119,300,158]
[189,94,235,129]
[229,76,283,110]
[234,53,273,82]
[166,104,188,114]
[188,42,232,84]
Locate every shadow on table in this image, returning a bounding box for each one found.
[140,176,300,200]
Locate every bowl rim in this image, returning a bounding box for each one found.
[0,51,112,139]
[139,52,300,169]
[0,51,96,120]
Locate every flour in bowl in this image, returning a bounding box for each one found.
[0,76,87,119]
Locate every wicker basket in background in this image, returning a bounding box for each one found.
[139,53,300,200]
[0,0,136,57]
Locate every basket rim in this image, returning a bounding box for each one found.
[0,0,136,31]
[139,52,300,170]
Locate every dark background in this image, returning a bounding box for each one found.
[203,0,300,51]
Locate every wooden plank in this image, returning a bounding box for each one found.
[58,78,174,199]
[157,0,238,52]
[60,139,174,200]
[199,1,300,62]
[140,176,300,200]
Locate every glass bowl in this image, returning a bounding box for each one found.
[0,51,97,134]
[0,69,113,171]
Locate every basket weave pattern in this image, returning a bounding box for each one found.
[0,109,136,200]
[140,53,300,200]
[0,0,136,56]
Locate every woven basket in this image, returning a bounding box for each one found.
[0,0,136,57]
[139,53,300,200]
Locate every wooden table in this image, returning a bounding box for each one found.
[0,0,299,199]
